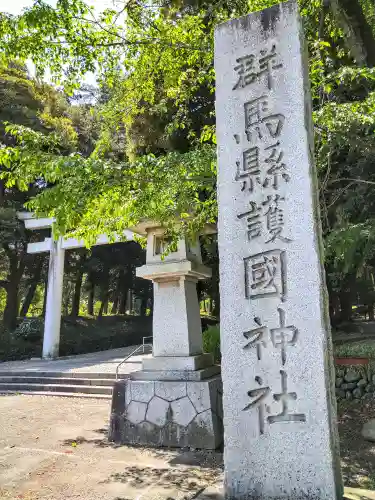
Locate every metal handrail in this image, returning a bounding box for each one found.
[142,336,153,353]
[115,343,152,380]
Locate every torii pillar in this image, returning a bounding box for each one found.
[43,237,65,359]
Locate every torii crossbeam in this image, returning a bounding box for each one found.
[18,212,135,359]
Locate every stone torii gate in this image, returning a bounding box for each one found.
[18,212,135,359]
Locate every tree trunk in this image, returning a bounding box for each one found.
[329,0,375,67]
[328,291,341,326]
[212,293,220,318]
[20,256,44,317]
[42,278,48,317]
[369,303,374,321]
[339,290,352,322]
[3,280,20,331]
[126,289,133,314]
[87,281,95,316]
[119,287,128,315]
[70,269,84,317]
[140,296,148,316]
[0,180,5,206]
[98,292,109,318]
[63,282,71,316]
[2,245,26,331]
[111,295,119,315]
[111,270,124,314]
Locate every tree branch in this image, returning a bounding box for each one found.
[48,38,205,51]
[329,177,375,186]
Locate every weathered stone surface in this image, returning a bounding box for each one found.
[358,379,368,388]
[109,378,223,449]
[126,401,147,425]
[345,370,361,383]
[113,408,222,449]
[335,377,344,388]
[191,410,223,449]
[353,387,364,399]
[146,396,170,427]
[215,389,223,420]
[147,276,204,357]
[186,376,223,414]
[215,1,342,498]
[187,382,212,413]
[155,381,186,401]
[131,366,221,381]
[342,382,358,390]
[111,381,126,415]
[125,383,131,406]
[142,353,214,372]
[130,380,154,403]
[171,397,196,426]
[335,388,345,399]
[346,391,353,400]
[362,419,375,442]
[366,384,375,393]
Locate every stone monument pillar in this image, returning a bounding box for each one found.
[110,224,223,449]
[214,1,342,498]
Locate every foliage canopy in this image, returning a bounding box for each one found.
[2,0,375,322]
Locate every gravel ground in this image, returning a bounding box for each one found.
[0,394,222,500]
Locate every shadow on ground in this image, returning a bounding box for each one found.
[102,465,218,495]
[60,425,223,498]
[61,427,115,448]
[60,427,224,471]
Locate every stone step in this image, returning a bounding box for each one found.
[0,383,112,395]
[0,371,128,379]
[0,376,115,386]
[0,390,112,400]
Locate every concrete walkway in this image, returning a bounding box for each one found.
[0,346,152,376]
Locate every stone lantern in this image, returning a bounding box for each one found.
[110,222,222,449]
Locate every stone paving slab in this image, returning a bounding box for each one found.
[0,394,222,500]
[0,345,152,375]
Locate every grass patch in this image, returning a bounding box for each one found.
[335,340,375,359]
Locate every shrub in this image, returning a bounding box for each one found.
[13,317,43,342]
[203,324,221,363]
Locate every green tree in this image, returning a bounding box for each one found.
[0,62,98,330]
[2,0,375,324]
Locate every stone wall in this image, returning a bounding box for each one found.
[335,365,374,400]
[109,376,223,449]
